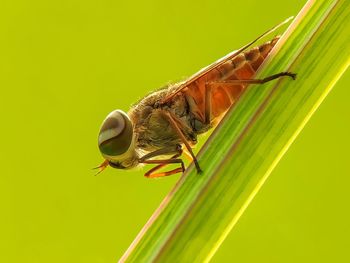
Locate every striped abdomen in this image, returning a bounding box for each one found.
[183,36,279,124]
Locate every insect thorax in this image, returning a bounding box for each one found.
[128,84,211,153]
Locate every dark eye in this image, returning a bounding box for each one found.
[98,110,133,156]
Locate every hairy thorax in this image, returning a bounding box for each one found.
[128,84,211,153]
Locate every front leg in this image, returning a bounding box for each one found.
[142,158,185,178]
[139,145,185,178]
[138,145,182,163]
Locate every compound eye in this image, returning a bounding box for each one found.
[98,110,133,156]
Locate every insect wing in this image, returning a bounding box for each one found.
[161,17,293,103]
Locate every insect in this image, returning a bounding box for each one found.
[95,18,296,178]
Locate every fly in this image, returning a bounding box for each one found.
[95,18,296,178]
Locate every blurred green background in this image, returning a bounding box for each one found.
[1,0,349,262]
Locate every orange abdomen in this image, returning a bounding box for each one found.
[183,36,279,123]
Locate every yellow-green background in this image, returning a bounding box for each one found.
[1,0,349,262]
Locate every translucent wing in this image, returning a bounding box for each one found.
[161,17,293,104]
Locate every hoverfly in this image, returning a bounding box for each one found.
[96,18,296,178]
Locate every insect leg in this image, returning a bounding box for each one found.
[138,145,185,178]
[138,145,182,163]
[141,158,185,178]
[161,111,202,173]
[211,72,296,86]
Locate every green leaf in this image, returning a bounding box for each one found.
[120,0,350,262]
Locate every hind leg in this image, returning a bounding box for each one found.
[203,72,296,124]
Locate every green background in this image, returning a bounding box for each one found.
[1,0,349,262]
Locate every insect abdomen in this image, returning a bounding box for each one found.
[184,36,279,125]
